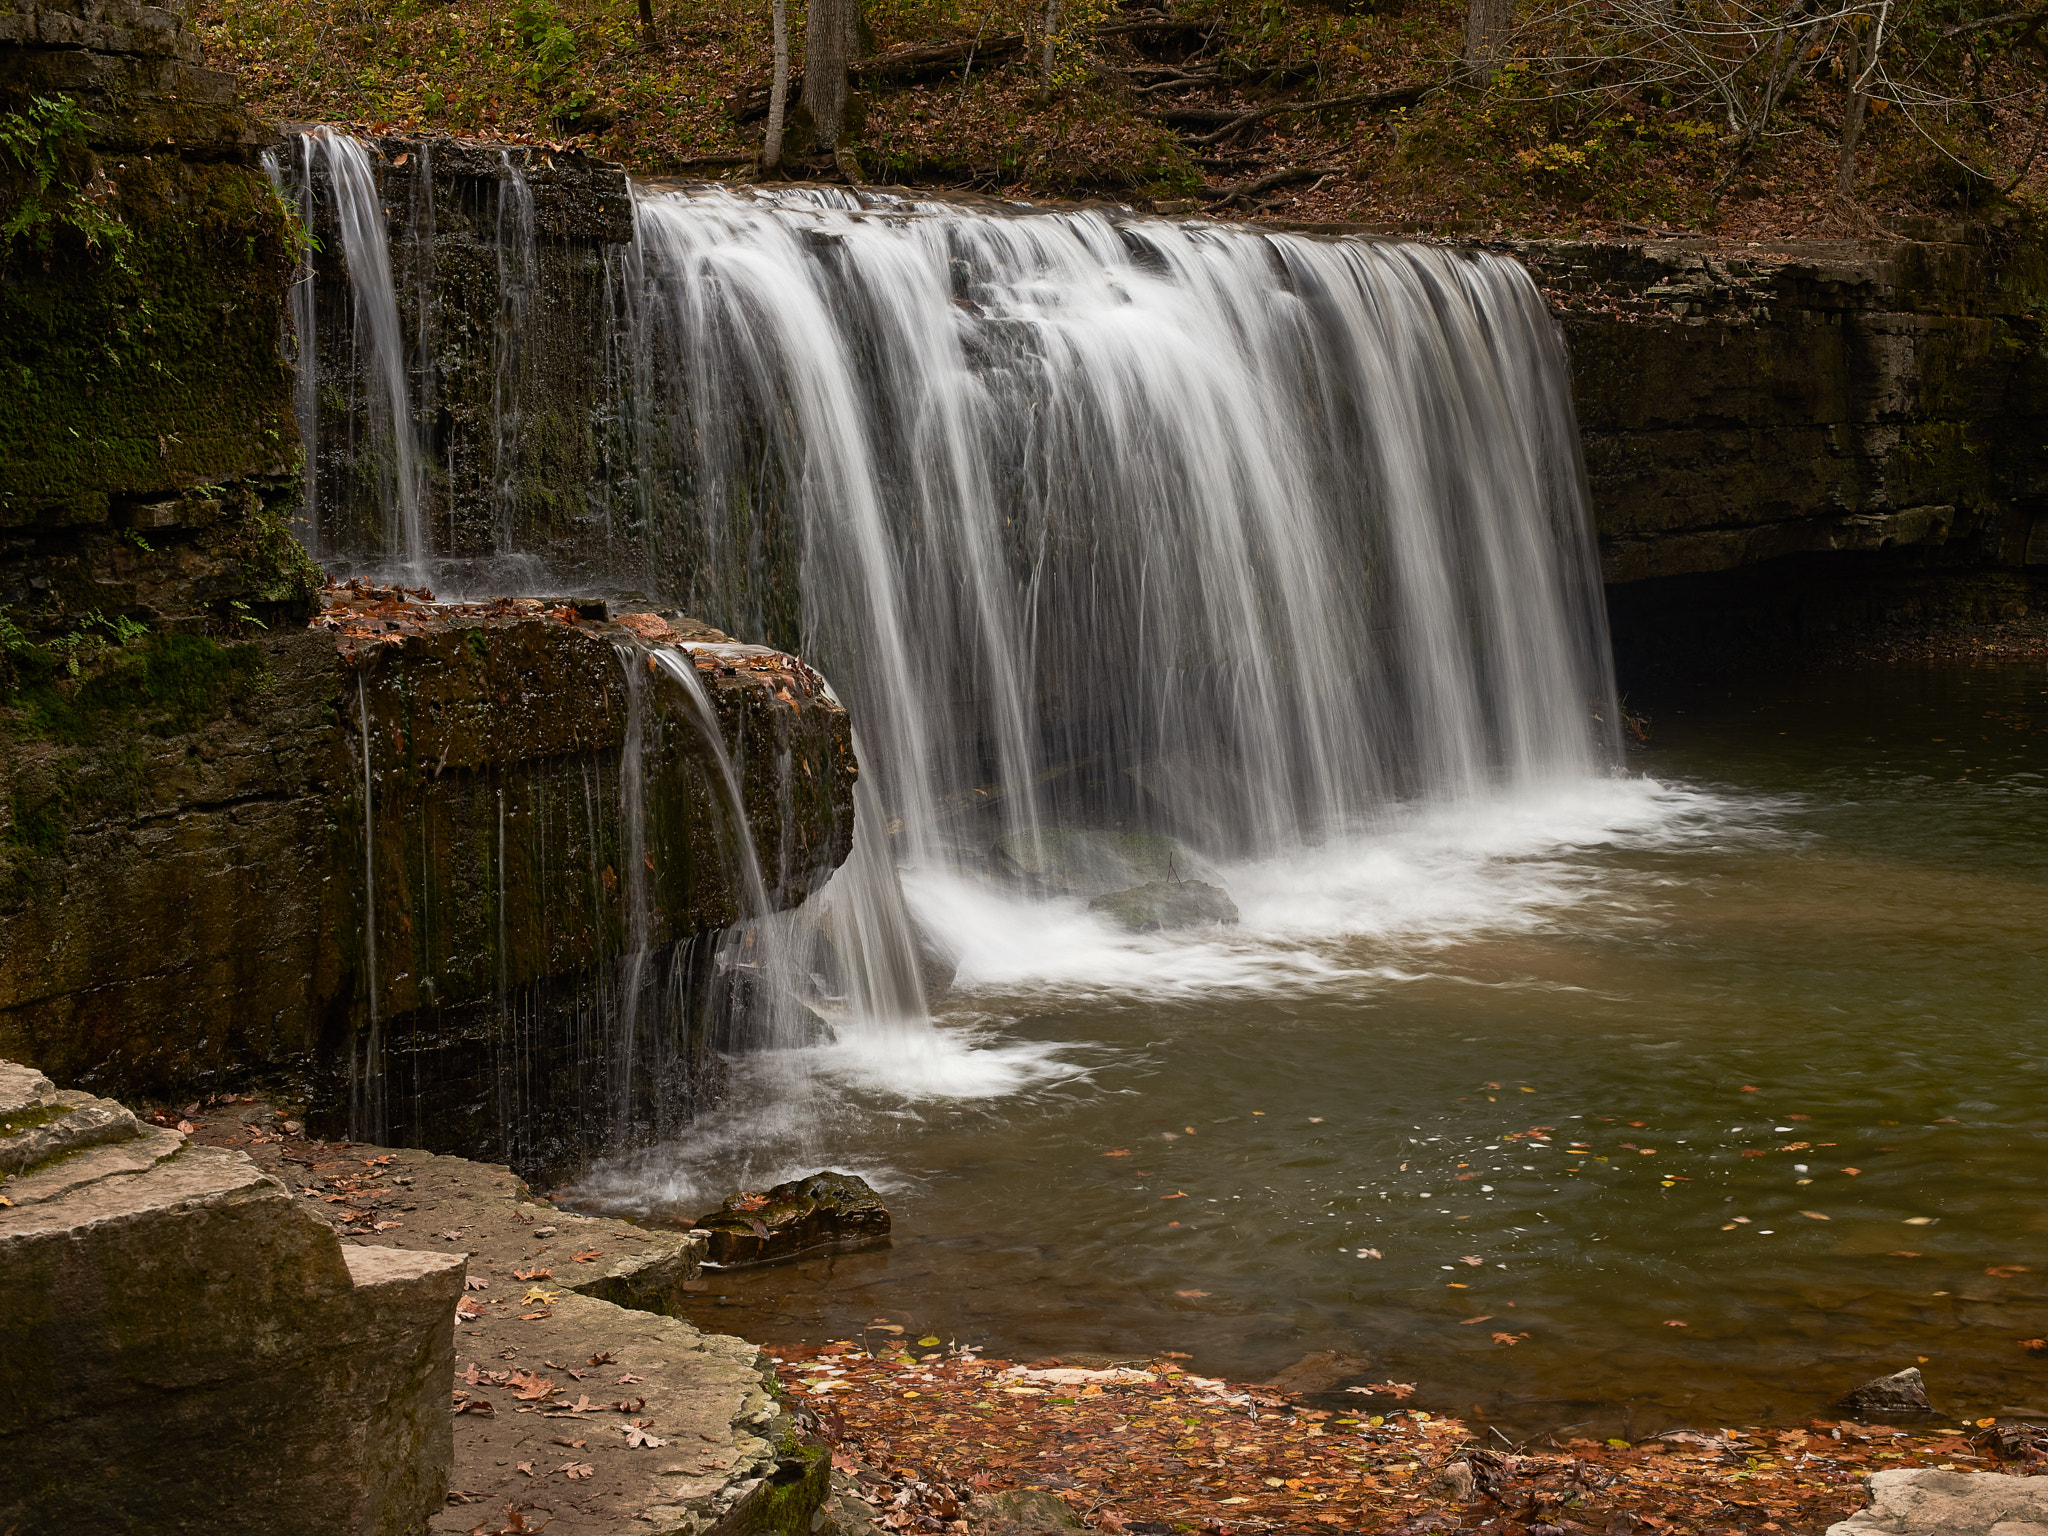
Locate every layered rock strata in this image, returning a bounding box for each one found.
[0,592,858,1174]
[0,1061,462,1535]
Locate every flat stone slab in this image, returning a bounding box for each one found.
[1828,1469,2048,1536]
[179,1106,819,1535]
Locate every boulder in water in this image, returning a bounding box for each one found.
[697,1171,890,1267]
[1089,880,1239,932]
[991,829,1192,898]
[1833,1365,1935,1414]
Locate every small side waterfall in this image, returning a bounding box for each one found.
[300,129,428,582]
[493,152,537,555]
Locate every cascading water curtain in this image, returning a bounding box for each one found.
[619,188,1620,872]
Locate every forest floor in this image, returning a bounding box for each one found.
[777,1336,2048,1535]
[193,0,2045,243]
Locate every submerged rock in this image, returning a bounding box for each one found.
[1089,880,1240,932]
[1834,1365,1935,1414]
[1269,1348,1374,1395]
[697,1171,891,1267]
[992,829,1193,898]
[966,1489,1087,1534]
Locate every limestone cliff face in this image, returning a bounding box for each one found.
[1512,224,2048,591]
[0,596,856,1175]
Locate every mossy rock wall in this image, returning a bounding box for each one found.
[0,610,857,1176]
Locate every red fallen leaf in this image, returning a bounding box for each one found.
[1741,1086,1759,1092]
[1986,1265,2030,1278]
[1888,1251,1923,1258]
[512,1267,553,1281]
[453,1395,496,1416]
[1664,1320,1689,1327]
[1742,1150,1769,1158]
[572,1250,601,1263]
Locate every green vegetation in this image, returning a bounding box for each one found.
[196,0,2048,233]
[0,95,131,263]
[3,622,268,745]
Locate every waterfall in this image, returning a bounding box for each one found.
[620,188,1617,877]
[292,151,1619,1155]
[493,152,537,555]
[301,129,428,582]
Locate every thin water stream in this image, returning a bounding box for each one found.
[574,661,2048,1436]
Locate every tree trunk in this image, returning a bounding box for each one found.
[1461,0,1510,81]
[1838,22,1870,196]
[763,0,789,170]
[802,0,852,152]
[1040,0,1058,100]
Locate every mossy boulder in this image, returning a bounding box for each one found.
[696,1171,890,1268]
[991,828,1196,898]
[1088,879,1239,933]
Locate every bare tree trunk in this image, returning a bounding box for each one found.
[802,0,852,152]
[762,0,789,171]
[637,0,657,47]
[1040,0,1058,101]
[1838,21,1870,196]
[1462,0,1510,82]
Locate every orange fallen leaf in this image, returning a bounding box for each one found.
[1843,1167,1862,1176]
[1664,1320,1688,1327]
[1104,1149,1132,1157]
[573,1250,601,1263]
[508,1372,554,1401]
[1986,1265,2030,1278]
[1888,1251,1923,1258]
[1799,1211,1830,1220]
[1458,1315,1495,1325]
[1160,1191,1187,1200]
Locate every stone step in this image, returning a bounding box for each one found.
[1,1121,185,1206]
[0,1059,145,1178]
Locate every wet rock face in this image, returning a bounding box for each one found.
[0,1061,462,1535]
[1088,879,1239,932]
[697,1171,892,1268]
[1519,229,2048,591]
[0,593,858,1176]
